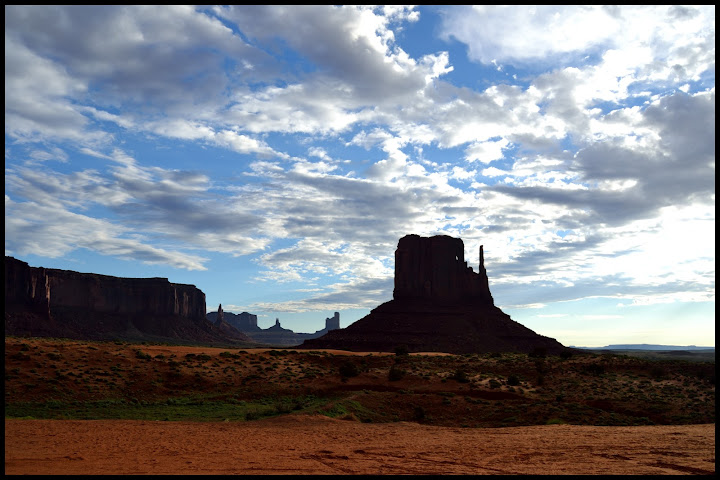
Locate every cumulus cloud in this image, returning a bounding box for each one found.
[5,195,208,270]
[4,5,714,339]
[438,5,714,73]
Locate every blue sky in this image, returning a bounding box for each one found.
[5,5,715,347]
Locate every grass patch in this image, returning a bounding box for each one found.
[4,394,328,422]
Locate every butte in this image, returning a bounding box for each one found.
[300,234,569,355]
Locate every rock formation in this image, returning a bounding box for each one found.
[393,235,493,305]
[207,310,261,332]
[4,256,253,345]
[324,312,340,331]
[206,310,342,346]
[300,235,569,355]
[247,318,299,345]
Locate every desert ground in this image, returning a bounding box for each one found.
[5,337,715,475]
[5,418,715,475]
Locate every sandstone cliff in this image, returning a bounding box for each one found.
[300,235,568,355]
[4,256,253,345]
[394,234,493,304]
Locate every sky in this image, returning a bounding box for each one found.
[5,5,715,347]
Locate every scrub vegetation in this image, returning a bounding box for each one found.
[5,337,715,427]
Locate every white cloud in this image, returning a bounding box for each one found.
[5,195,208,270]
[439,5,715,72]
[4,6,714,344]
[465,138,509,163]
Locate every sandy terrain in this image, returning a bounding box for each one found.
[5,417,715,475]
[5,337,715,475]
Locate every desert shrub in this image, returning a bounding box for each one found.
[245,409,263,421]
[413,405,425,421]
[134,350,151,361]
[507,375,520,386]
[388,364,405,381]
[650,366,667,380]
[338,360,360,378]
[583,364,605,376]
[394,344,410,356]
[488,378,501,389]
[11,352,31,361]
[452,369,470,383]
[559,350,573,360]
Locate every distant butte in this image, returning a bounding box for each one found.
[300,234,569,355]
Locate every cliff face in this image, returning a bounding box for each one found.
[5,255,52,316]
[301,235,568,355]
[4,256,252,345]
[394,234,493,304]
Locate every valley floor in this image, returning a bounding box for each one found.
[4,417,715,475]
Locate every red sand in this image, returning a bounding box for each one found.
[5,417,715,475]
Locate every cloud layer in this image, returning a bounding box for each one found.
[5,6,715,340]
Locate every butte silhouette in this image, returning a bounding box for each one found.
[300,234,568,354]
